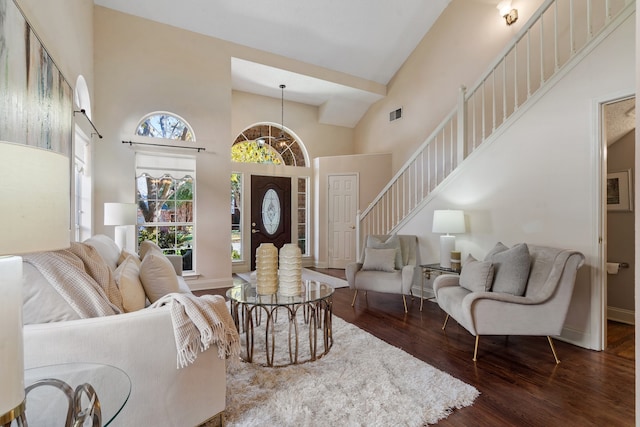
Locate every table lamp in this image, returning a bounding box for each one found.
[104,202,137,251]
[432,210,465,268]
[0,141,70,425]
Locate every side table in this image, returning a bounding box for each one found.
[420,263,460,311]
[23,363,131,427]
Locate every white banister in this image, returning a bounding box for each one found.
[357,0,634,245]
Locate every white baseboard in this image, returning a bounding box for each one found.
[187,277,234,291]
[607,306,635,325]
[556,325,598,350]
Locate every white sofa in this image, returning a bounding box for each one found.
[22,235,226,426]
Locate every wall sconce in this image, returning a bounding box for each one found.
[497,1,518,26]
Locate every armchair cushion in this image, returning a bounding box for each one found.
[486,243,531,296]
[366,234,403,269]
[459,255,494,292]
[362,248,397,272]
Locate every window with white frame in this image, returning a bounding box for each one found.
[135,152,196,272]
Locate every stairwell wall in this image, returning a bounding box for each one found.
[397,12,635,350]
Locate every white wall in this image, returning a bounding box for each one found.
[398,12,635,350]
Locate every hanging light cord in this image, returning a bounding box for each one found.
[280,84,286,136]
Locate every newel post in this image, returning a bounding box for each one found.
[355,210,361,260]
[456,85,467,166]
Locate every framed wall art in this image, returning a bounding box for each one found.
[607,169,633,212]
[0,0,73,156]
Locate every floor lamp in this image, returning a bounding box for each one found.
[432,210,465,269]
[0,142,70,425]
[104,203,137,252]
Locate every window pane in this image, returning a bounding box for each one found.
[136,113,195,141]
[231,173,242,261]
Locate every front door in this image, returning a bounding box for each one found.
[250,175,291,270]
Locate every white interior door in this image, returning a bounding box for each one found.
[328,174,358,268]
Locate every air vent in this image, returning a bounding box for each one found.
[389,107,402,122]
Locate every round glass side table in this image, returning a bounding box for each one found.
[23,362,131,427]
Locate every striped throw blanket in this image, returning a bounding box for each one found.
[150,293,241,368]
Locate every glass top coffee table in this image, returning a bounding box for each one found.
[227,280,334,367]
[24,362,131,426]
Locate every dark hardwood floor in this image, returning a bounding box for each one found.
[199,268,635,426]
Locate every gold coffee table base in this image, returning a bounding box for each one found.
[228,281,334,367]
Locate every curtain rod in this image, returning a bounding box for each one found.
[122,140,206,152]
[73,109,103,139]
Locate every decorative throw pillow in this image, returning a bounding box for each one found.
[84,234,121,271]
[139,240,163,260]
[22,262,81,324]
[366,234,403,269]
[139,252,180,303]
[118,249,141,267]
[362,248,397,272]
[487,243,531,296]
[484,241,509,261]
[114,256,146,312]
[459,255,494,292]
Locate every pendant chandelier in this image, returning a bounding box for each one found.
[276,84,288,146]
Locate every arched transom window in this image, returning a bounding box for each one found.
[136,112,195,142]
[232,124,305,167]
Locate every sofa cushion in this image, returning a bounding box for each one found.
[22,262,81,324]
[366,234,403,269]
[459,255,494,292]
[139,240,164,260]
[84,234,121,271]
[114,256,146,312]
[362,248,397,272]
[139,252,180,303]
[487,243,531,296]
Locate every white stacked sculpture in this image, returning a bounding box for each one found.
[255,243,278,295]
[279,243,302,296]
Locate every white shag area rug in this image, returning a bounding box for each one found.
[236,268,349,289]
[224,314,479,426]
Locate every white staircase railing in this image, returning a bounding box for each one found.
[357,0,634,251]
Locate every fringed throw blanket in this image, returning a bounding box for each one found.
[24,243,123,318]
[150,293,241,368]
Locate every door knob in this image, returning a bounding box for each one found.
[252,229,260,234]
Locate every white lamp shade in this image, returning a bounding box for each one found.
[104,202,137,226]
[432,210,465,234]
[0,141,70,421]
[0,142,70,255]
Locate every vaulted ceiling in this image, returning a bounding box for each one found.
[93,0,452,127]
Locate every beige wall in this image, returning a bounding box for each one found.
[314,153,392,267]
[94,7,234,288]
[607,130,635,318]
[354,0,546,172]
[232,90,354,160]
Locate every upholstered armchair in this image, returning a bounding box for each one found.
[433,243,585,363]
[346,234,420,312]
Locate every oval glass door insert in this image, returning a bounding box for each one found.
[261,189,281,235]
